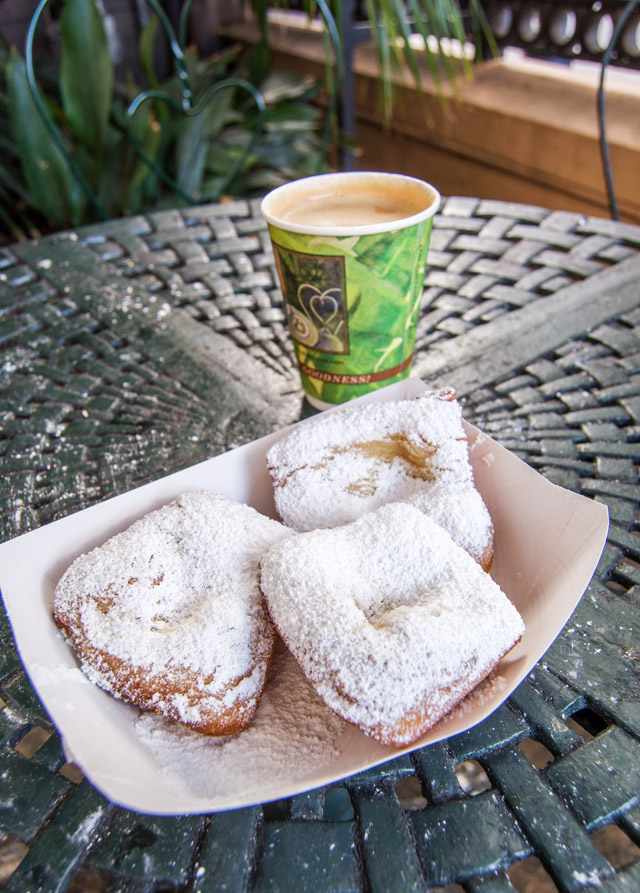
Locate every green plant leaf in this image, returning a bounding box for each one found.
[176,114,211,200]
[60,0,114,154]
[176,88,234,198]
[139,13,161,90]
[248,38,272,87]
[7,49,83,226]
[405,0,443,94]
[0,152,39,206]
[259,71,315,103]
[263,103,320,125]
[366,0,394,121]
[468,0,498,60]
[126,109,163,200]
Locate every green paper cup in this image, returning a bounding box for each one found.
[261,171,440,409]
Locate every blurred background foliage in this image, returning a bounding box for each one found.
[0,0,330,242]
[252,0,494,118]
[0,0,488,243]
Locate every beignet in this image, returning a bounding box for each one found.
[266,389,493,569]
[54,491,291,735]
[404,481,494,571]
[260,503,523,747]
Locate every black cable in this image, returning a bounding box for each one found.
[598,0,640,221]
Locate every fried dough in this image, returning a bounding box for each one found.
[260,503,523,747]
[54,491,291,735]
[266,389,494,569]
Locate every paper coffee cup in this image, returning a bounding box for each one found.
[261,171,440,409]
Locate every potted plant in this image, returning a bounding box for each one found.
[0,0,331,241]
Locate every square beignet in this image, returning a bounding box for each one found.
[259,503,524,747]
[266,389,494,570]
[54,491,292,735]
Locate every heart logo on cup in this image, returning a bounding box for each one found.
[310,291,340,327]
[299,285,342,328]
[296,285,346,353]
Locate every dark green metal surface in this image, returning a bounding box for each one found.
[0,198,639,890]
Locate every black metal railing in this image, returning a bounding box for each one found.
[283,0,640,69]
[483,0,640,69]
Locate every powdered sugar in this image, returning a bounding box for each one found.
[54,491,292,732]
[134,644,347,800]
[405,481,493,566]
[267,390,474,532]
[260,503,524,746]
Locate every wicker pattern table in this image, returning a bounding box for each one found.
[1,197,639,892]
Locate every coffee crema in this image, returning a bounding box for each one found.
[280,190,428,228]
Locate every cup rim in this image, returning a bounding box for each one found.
[260,171,441,236]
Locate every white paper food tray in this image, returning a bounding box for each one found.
[0,378,609,814]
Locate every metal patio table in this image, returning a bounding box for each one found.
[0,196,639,892]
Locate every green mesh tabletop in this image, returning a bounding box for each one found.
[0,198,639,891]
